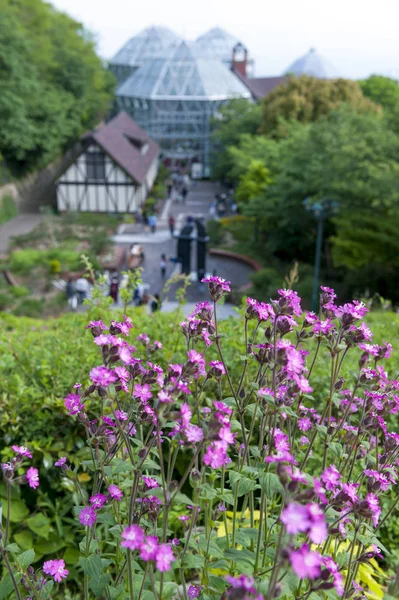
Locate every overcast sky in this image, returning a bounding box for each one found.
[52,0,399,79]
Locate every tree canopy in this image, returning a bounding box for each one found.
[260,75,380,135]
[0,0,115,175]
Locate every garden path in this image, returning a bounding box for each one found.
[0,213,42,253]
[111,181,254,304]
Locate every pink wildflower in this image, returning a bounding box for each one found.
[89,493,108,508]
[64,393,85,415]
[26,467,39,489]
[79,506,97,527]
[43,559,69,582]
[139,535,159,560]
[133,384,153,403]
[155,543,175,572]
[90,366,117,387]
[55,457,67,467]
[12,445,32,459]
[321,465,342,491]
[289,544,322,579]
[121,524,145,550]
[142,476,159,489]
[108,484,123,501]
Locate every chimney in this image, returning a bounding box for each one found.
[231,42,248,78]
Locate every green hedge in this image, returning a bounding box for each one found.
[0,194,18,225]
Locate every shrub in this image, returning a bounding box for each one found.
[9,285,29,298]
[12,297,44,318]
[0,194,18,225]
[49,259,61,274]
[207,219,225,247]
[251,266,283,299]
[0,291,13,310]
[1,285,398,599]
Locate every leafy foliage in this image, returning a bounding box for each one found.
[0,0,114,175]
[260,75,380,135]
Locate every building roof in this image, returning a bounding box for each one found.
[193,27,241,63]
[110,26,180,68]
[89,112,159,185]
[117,41,251,101]
[233,69,287,99]
[285,48,338,78]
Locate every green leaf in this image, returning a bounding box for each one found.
[2,498,29,523]
[79,554,103,581]
[27,513,51,539]
[14,531,33,551]
[112,461,134,475]
[17,548,35,568]
[181,554,205,568]
[5,543,20,553]
[199,483,217,500]
[90,574,111,598]
[0,572,22,600]
[259,473,284,495]
[173,492,194,505]
[229,471,258,497]
[35,535,66,555]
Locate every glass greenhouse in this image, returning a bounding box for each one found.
[285,48,339,78]
[194,27,254,75]
[116,42,251,176]
[109,26,180,85]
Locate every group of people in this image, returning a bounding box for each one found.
[210,191,237,219]
[166,171,191,203]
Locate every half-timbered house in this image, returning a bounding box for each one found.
[56,112,160,214]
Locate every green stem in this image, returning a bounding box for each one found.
[5,481,11,546]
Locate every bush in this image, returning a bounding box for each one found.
[9,285,29,298]
[207,219,225,247]
[12,297,44,318]
[250,266,283,299]
[0,194,18,225]
[2,289,399,598]
[9,249,82,275]
[49,259,61,274]
[0,291,13,310]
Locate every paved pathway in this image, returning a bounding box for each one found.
[0,214,42,253]
[112,181,254,305]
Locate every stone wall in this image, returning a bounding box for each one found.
[0,142,84,213]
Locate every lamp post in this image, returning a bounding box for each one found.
[303,198,338,313]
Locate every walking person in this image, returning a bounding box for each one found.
[181,186,188,203]
[148,214,157,233]
[168,215,176,237]
[109,273,119,304]
[160,254,168,279]
[166,178,173,198]
[151,293,161,313]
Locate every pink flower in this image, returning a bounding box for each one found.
[86,320,107,331]
[277,289,302,317]
[203,441,230,469]
[139,535,159,560]
[142,476,159,489]
[158,389,173,403]
[155,543,175,572]
[289,544,322,579]
[115,366,130,382]
[366,493,381,527]
[64,393,85,415]
[136,333,150,345]
[313,319,335,336]
[108,484,123,501]
[55,457,67,467]
[225,575,256,593]
[90,366,117,387]
[79,506,97,527]
[89,493,108,508]
[185,424,204,442]
[43,559,69,582]
[321,465,341,491]
[201,276,231,292]
[298,418,312,432]
[133,384,153,403]
[280,503,310,534]
[115,410,128,421]
[208,360,226,376]
[188,585,201,599]
[121,524,145,550]
[12,445,32,458]
[26,467,39,489]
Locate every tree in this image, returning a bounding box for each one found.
[235,160,272,204]
[360,75,399,111]
[0,0,115,175]
[211,98,261,181]
[260,75,379,136]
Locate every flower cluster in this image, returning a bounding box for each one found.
[121,524,175,571]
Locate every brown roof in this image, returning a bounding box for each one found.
[233,69,287,100]
[90,112,159,185]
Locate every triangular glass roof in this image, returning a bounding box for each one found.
[194,27,241,62]
[117,41,251,101]
[285,48,339,78]
[110,26,180,67]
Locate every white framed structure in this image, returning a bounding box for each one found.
[56,112,159,213]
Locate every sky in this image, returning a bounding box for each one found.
[52,0,399,79]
